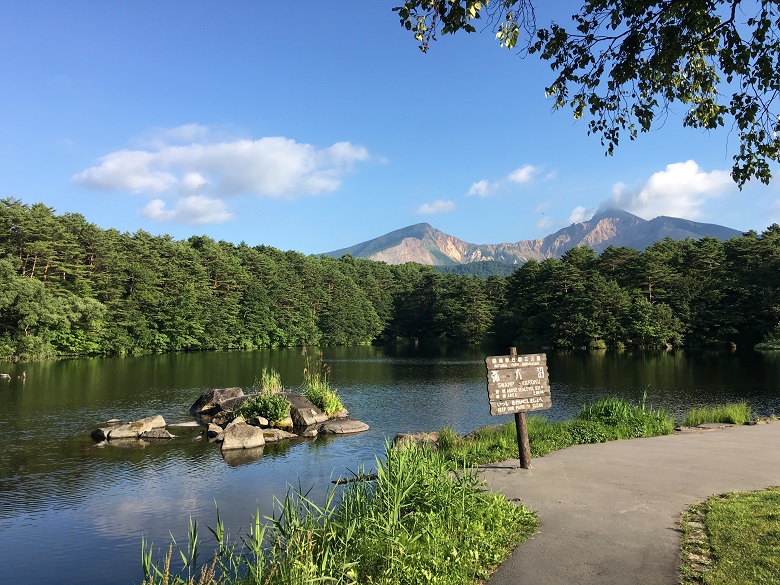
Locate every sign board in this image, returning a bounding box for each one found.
[485,353,551,415]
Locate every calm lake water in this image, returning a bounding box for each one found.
[2,345,780,584]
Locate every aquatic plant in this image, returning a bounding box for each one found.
[139,444,537,584]
[302,348,343,417]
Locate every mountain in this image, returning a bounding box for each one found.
[322,209,743,266]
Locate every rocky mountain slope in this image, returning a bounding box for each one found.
[323,209,743,266]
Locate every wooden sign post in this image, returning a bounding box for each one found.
[485,347,551,469]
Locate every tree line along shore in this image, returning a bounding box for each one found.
[1,198,779,361]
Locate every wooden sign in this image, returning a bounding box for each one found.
[485,353,551,415]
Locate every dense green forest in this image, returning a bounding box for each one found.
[1,198,779,360]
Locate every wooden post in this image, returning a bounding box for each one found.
[509,347,532,469]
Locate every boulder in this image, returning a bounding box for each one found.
[207,423,224,441]
[189,388,244,415]
[107,415,167,440]
[262,428,298,443]
[283,392,328,427]
[319,418,369,435]
[210,411,231,426]
[393,432,439,450]
[167,421,202,428]
[221,420,265,450]
[91,426,115,442]
[139,429,176,440]
[226,415,246,428]
[219,395,251,413]
[271,415,294,430]
[299,425,319,438]
[248,416,269,428]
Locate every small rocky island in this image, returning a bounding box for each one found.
[90,387,369,463]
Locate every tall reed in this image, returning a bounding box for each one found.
[139,443,536,584]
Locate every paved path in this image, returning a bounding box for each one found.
[481,421,780,584]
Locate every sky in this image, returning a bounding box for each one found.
[2,1,779,255]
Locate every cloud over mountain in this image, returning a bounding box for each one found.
[608,160,734,220]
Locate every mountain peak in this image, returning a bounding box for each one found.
[322,209,741,266]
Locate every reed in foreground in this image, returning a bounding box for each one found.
[140,444,537,584]
[437,397,675,466]
[683,402,753,427]
[680,487,780,585]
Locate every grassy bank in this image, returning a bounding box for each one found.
[683,402,753,427]
[141,444,537,585]
[680,487,780,584]
[437,397,676,466]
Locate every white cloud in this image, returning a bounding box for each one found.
[73,125,373,225]
[74,149,179,194]
[74,136,371,199]
[468,179,495,198]
[141,195,234,225]
[608,160,735,219]
[568,205,595,224]
[418,199,455,214]
[507,164,539,184]
[468,164,544,197]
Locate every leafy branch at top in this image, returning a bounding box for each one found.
[394,0,780,187]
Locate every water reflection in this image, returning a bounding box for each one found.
[1,346,780,584]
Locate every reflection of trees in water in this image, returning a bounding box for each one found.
[3,346,780,584]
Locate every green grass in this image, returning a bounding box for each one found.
[438,398,675,466]
[680,487,780,585]
[302,348,344,417]
[257,367,283,393]
[140,444,538,584]
[683,402,753,427]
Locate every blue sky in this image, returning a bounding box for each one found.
[2,1,779,255]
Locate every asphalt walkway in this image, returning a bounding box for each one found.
[481,421,780,584]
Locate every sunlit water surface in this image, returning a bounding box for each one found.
[1,345,779,584]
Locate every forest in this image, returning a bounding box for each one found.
[1,197,779,360]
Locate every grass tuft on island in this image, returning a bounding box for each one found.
[140,443,537,585]
[437,397,676,466]
[680,487,780,585]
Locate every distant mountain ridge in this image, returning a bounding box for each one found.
[323,209,743,266]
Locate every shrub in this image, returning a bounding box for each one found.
[233,393,290,423]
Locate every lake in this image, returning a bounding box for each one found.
[1,345,780,584]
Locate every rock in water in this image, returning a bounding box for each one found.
[262,428,298,443]
[282,392,328,427]
[106,415,167,440]
[189,388,244,415]
[319,419,370,435]
[221,421,265,450]
[139,429,176,439]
